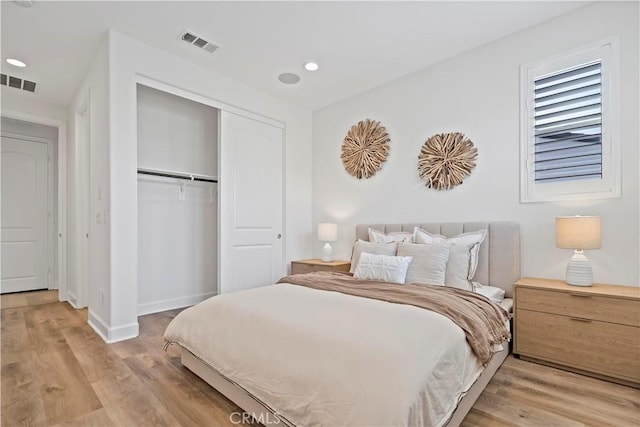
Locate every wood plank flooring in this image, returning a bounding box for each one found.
[2,290,639,426]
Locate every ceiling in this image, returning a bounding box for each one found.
[1,1,588,111]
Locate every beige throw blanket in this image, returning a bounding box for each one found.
[278,271,510,364]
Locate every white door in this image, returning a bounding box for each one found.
[220,111,283,293]
[1,136,49,293]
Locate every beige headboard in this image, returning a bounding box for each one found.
[356,222,520,298]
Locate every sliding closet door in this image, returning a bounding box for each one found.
[220,111,283,293]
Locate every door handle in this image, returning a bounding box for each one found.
[277,234,282,239]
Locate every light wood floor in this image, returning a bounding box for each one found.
[2,290,639,426]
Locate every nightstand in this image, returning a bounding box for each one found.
[290,259,351,275]
[514,277,640,387]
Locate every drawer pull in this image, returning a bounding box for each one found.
[569,317,592,323]
[569,293,592,298]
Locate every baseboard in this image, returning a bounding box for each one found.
[67,291,78,308]
[57,288,68,303]
[109,321,140,343]
[137,292,216,316]
[88,311,110,342]
[88,311,139,344]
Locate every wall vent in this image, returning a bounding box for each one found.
[1,73,37,92]
[180,30,218,53]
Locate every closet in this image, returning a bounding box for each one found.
[136,85,218,315]
[136,82,286,316]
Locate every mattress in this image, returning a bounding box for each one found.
[164,283,504,427]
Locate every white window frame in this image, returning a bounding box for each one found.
[520,37,620,203]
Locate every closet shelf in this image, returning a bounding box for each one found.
[137,167,218,183]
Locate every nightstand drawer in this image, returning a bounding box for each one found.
[291,263,330,274]
[517,287,640,327]
[516,309,640,383]
[290,260,351,275]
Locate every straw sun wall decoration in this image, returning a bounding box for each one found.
[417,132,477,190]
[340,120,477,190]
[341,119,390,179]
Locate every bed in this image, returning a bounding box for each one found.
[164,221,520,426]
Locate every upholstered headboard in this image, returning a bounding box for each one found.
[355,222,520,298]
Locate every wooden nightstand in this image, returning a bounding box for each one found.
[514,277,640,387]
[290,259,351,275]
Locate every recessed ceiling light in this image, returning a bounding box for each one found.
[304,62,319,71]
[6,58,27,68]
[278,73,300,84]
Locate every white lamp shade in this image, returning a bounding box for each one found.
[556,216,601,250]
[317,223,338,242]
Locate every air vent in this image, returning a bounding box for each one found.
[9,76,21,88]
[23,80,36,92]
[180,30,218,53]
[1,73,37,93]
[13,0,33,7]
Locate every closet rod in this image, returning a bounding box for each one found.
[137,169,218,183]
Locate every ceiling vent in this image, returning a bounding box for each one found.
[180,30,218,53]
[1,73,37,92]
[13,0,33,7]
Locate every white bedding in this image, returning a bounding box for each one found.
[164,283,487,427]
[473,283,506,304]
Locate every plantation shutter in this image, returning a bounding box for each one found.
[533,61,602,183]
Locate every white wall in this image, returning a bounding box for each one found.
[68,38,111,331]
[312,2,639,286]
[137,85,218,177]
[137,178,217,314]
[107,31,313,341]
[0,89,69,123]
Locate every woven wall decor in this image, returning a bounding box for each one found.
[341,119,390,179]
[417,132,477,190]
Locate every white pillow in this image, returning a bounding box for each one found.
[353,252,412,284]
[414,227,487,282]
[397,243,449,286]
[444,244,476,291]
[368,227,413,244]
[473,282,506,304]
[350,240,398,273]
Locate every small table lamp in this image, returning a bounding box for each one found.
[556,216,601,286]
[318,223,338,262]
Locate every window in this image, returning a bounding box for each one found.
[520,38,620,203]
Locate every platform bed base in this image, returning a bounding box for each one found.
[180,346,508,426]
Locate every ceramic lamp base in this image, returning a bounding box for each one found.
[566,250,593,286]
[321,242,333,262]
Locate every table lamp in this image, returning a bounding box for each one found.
[555,216,601,286]
[318,223,338,262]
